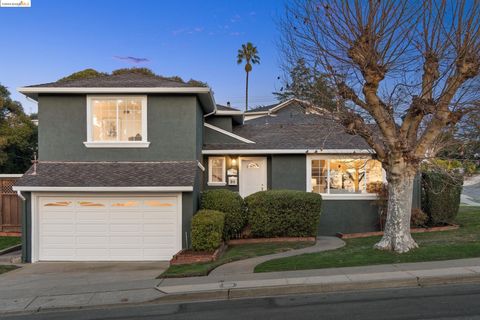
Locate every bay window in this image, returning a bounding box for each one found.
[307,156,384,198]
[85,96,149,148]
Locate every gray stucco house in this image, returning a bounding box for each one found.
[14,72,419,263]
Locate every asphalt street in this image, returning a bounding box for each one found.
[4,283,480,320]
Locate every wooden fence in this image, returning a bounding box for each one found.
[0,175,22,236]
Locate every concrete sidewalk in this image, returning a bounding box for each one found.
[157,258,480,301]
[2,258,480,315]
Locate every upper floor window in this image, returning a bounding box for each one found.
[85,96,149,148]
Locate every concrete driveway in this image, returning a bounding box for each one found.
[0,261,168,300]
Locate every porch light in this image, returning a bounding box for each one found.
[231,158,237,166]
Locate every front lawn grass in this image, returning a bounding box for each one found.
[160,241,314,278]
[255,206,480,273]
[0,236,21,251]
[0,265,18,275]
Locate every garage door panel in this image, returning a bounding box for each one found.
[42,236,76,246]
[76,223,109,233]
[76,248,109,258]
[38,195,181,261]
[143,224,176,233]
[76,212,109,221]
[76,236,109,246]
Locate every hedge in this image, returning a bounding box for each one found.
[191,210,225,251]
[422,170,463,226]
[245,190,322,238]
[200,189,247,239]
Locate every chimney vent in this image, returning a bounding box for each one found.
[227,101,231,107]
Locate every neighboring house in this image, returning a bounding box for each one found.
[14,72,419,263]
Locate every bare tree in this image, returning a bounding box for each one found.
[280,0,480,252]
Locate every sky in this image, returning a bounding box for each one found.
[0,0,287,114]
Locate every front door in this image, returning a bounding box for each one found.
[239,157,267,197]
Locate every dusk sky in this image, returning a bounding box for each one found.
[0,0,286,114]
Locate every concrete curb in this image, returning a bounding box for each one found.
[155,272,480,303]
[0,244,21,256]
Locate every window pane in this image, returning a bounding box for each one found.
[91,98,143,142]
[329,159,368,194]
[210,158,224,183]
[311,159,327,193]
[92,99,117,141]
[366,160,383,193]
[118,99,143,141]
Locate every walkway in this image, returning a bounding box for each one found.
[209,236,345,277]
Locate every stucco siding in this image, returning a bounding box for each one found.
[270,154,306,190]
[319,200,379,235]
[205,116,232,132]
[38,94,200,161]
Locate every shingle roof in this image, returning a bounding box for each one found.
[246,102,279,113]
[15,161,197,187]
[26,73,200,88]
[204,105,372,150]
[216,104,241,111]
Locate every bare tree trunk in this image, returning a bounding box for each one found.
[245,71,249,111]
[374,167,418,253]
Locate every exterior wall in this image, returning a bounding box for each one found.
[204,127,244,144]
[205,116,232,132]
[270,155,306,190]
[38,94,201,161]
[319,200,379,235]
[202,153,422,236]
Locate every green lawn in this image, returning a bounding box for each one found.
[161,241,314,278]
[0,265,18,275]
[0,236,21,251]
[255,206,480,273]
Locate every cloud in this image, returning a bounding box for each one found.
[230,14,241,23]
[113,56,149,64]
[229,31,244,36]
[172,27,204,36]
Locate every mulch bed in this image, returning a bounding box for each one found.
[227,236,316,245]
[337,224,460,239]
[170,243,227,265]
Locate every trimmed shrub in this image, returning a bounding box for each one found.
[191,210,225,251]
[410,208,428,228]
[245,190,322,238]
[200,189,247,239]
[422,170,463,226]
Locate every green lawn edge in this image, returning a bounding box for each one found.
[0,237,21,251]
[255,206,480,273]
[160,241,315,278]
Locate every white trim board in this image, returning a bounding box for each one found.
[13,186,193,192]
[0,174,23,178]
[204,123,255,144]
[18,87,211,94]
[202,149,375,155]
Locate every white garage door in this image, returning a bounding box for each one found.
[37,195,181,261]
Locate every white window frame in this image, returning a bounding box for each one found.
[84,95,150,148]
[306,155,385,200]
[208,156,226,186]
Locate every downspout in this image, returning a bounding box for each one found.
[17,190,26,201]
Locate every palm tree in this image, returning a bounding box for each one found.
[237,42,260,111]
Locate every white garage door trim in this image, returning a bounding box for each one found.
[31,192,183,262]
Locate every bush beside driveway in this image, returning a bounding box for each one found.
[255,206,480,273]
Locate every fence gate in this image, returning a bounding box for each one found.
[0,176,22,235]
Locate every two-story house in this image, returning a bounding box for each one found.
[14,71,420,263]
